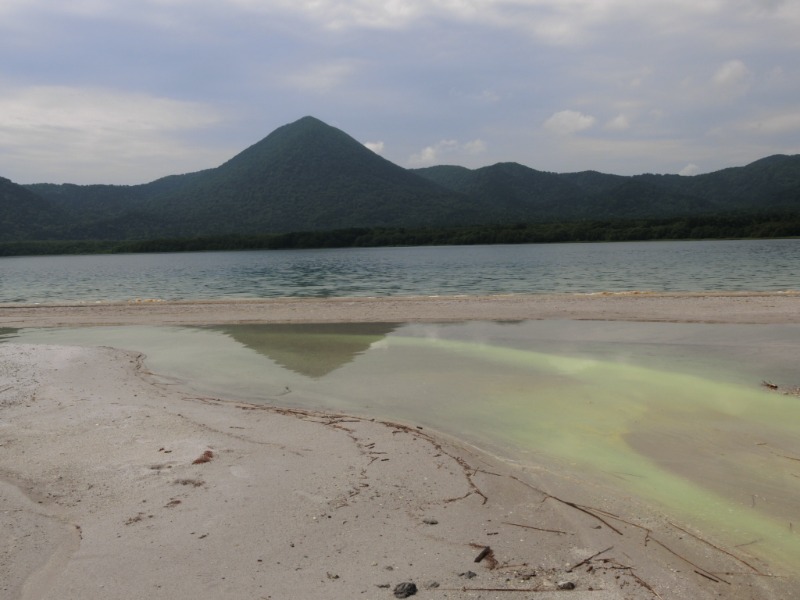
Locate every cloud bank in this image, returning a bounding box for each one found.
[0,0,798,182]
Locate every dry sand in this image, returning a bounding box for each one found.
[2,294,798,599]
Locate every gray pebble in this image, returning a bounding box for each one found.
[557,580,576,590]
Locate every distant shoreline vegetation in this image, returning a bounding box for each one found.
[1,213,798,257]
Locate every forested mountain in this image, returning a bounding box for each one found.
[2,116,799,243]
[0,177,63,239]
[413,156,800,220]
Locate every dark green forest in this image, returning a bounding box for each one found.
[1,213,797,257]
[2,116,799,255]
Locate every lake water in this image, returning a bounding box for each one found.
[1,238,798,303]
[2,239,800,572]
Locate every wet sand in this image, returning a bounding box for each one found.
[2,293,799,599]
[0,291,799,328]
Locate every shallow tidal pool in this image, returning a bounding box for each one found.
[3,320,800,571]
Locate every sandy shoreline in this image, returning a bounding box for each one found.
[2,294,798,598]
[1,291,800,328]
[3,343,792,599]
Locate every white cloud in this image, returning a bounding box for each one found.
[711,59,753,95]
[679,163,701,176]
[463,139,487,154]
[0,85,225,183]
[605,114,631,131]
[543,110,596,135]
[409,140,457,166]
[229,0,424,30]
[364,140,384,154]
[0,85,219,131]
[217,0,798,48]
[408,138,487,166]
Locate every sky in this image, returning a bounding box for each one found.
[1,0,799,185]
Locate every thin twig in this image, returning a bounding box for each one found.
[553,500,623,535]
[630,571,664,600]
[567,546,613,572]
[772,452,800,462]
[646,533,730,585]
[580,505,651,533]
[667,520,764,575]
[502,521,567,535]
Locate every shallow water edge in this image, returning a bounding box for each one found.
[3,319,799,572]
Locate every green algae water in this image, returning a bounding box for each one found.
[3,320,800,572]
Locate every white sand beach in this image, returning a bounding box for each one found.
[2,293,799,599]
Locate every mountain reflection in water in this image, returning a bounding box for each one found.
[207,323,399,378]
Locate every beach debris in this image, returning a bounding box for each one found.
[514,568,537,581]
[423,581,440,589]
[761,380,800,396]
[470,543,498,568]
[124,512,153,525]
[326,572,339,580]
[567,546,613,572]
[459,570,477,579]
[474,545,492,563]
[393,582,417,598]
[422,517,438,525]
[174,478,205,487]
[502,521,567,535]
[557,580,576,590]
[192,449,214,464]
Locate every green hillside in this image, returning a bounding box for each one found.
[132,116,479,236]
[2,116,798,244]
[0,177,63,240]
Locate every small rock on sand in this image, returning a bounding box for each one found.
[393,582,417,598]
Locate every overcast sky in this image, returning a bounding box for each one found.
[1,0,799,184]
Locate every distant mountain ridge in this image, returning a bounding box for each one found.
[2,116,799,242]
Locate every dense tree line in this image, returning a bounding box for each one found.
[1,213,797,257]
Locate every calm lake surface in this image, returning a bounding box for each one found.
[2,239,800,570]
[1,239,798,303]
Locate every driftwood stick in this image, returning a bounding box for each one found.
[579,505,651,533]
[567,546,613,572]
[502,521,567,535]
[667,520,764,575]
[646,533,730,585]
[443,587,607,593]
[556,500,623,535]
[630,571,664,600]
[474,546,492,563]
[772,452,800,462]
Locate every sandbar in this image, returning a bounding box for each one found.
[1,291,799,328]
[1,293,798,599]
